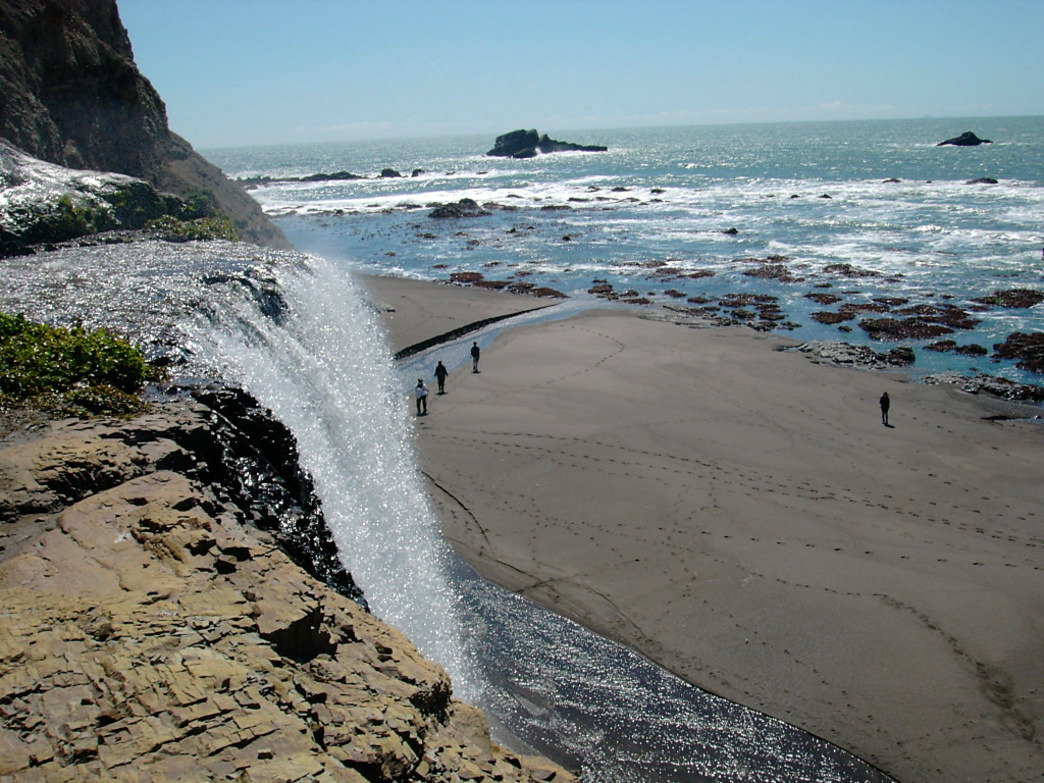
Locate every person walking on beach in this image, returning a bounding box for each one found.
[471,341,481,373]
[880,391,891,427]
[434,360,448,394]
[415,378,428,415]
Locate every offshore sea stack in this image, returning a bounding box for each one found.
[0,0,288,248]
[936,131,992,146]
[487,128,608,158]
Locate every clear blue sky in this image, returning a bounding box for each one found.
[118,0,1044,150]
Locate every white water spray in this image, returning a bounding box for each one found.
[194,254,476,699]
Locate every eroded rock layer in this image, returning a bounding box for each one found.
[0,400,574,783]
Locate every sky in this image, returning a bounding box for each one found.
[117,0,1044,150]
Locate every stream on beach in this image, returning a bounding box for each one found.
[1,239,896,782]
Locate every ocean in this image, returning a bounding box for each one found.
[205,116,1044,393]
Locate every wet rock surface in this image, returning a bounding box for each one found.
[0,399,576,782]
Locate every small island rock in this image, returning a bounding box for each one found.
[937,131,993,146]
[487,129,608,158]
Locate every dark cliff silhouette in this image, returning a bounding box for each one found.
[0,0,288,248]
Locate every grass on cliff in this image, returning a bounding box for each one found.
[0,312,156,418]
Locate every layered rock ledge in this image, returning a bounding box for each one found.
[0,398,574,783]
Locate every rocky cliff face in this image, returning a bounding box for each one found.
[0,398,575,783]
[0,0,288,248]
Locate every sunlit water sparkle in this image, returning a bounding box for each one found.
[0,239,894,781]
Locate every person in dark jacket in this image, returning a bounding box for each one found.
[434,360,448,394]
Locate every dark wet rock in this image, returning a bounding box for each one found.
[887,346,916,365]
[841,302,891,317]
[486,129,608,158]
[926,339,958,353]
[447,271,566,299]
[812,311,853,325]
[429,198,490,218]
[937,131,992,146]
[823,263,883,278]
[875,296,910,307]
[966,177,999,185]
[955,343,988,356]
[797,341,915,369]
[895,304,980,330]
[973,289,1044,309]
[743,264,804,282]
[506,283,567,298]
[183,385,364,604]
[859,317,954,340]
[883,178,902,183]
[993,332,1044,374]
[412,168,425,177]
[380,168,402,178]
[294,170,365,182]
[805,292,843,305]
[924,373,1044,403]
[722,227,739,235]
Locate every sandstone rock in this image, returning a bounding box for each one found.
[0,402,577,782]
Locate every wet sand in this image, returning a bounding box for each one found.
[362,273,1044,783]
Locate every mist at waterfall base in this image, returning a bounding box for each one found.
[0,241,891,782]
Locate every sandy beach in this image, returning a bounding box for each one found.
[362,274,1044,783]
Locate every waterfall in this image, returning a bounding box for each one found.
[193,253,478,700]
[0,241,894,781]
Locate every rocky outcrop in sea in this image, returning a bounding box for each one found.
[0,396,575,783]
[936,131,992,146]
[486,129,608,158]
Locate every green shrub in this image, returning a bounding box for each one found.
[0,312,152,417]
[145,214,238,242]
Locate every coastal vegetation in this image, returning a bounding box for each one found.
[0,312,153,417]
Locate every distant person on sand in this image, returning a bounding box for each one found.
[880,392,891,427]
[434,360,448,394]
[471,341,481,373]
[415,378,428,415]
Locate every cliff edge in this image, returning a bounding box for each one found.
[0,0,288,248]
[0,398,575,782]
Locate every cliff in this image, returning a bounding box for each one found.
[0,0,288,248]
[0,395,575,782]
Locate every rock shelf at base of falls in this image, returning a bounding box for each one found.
[0,397,575,783]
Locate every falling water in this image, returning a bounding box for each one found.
[0,240,894,782]
[194,254,479,700]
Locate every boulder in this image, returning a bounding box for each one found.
[937,131,993,146]
[429,198,490,218]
